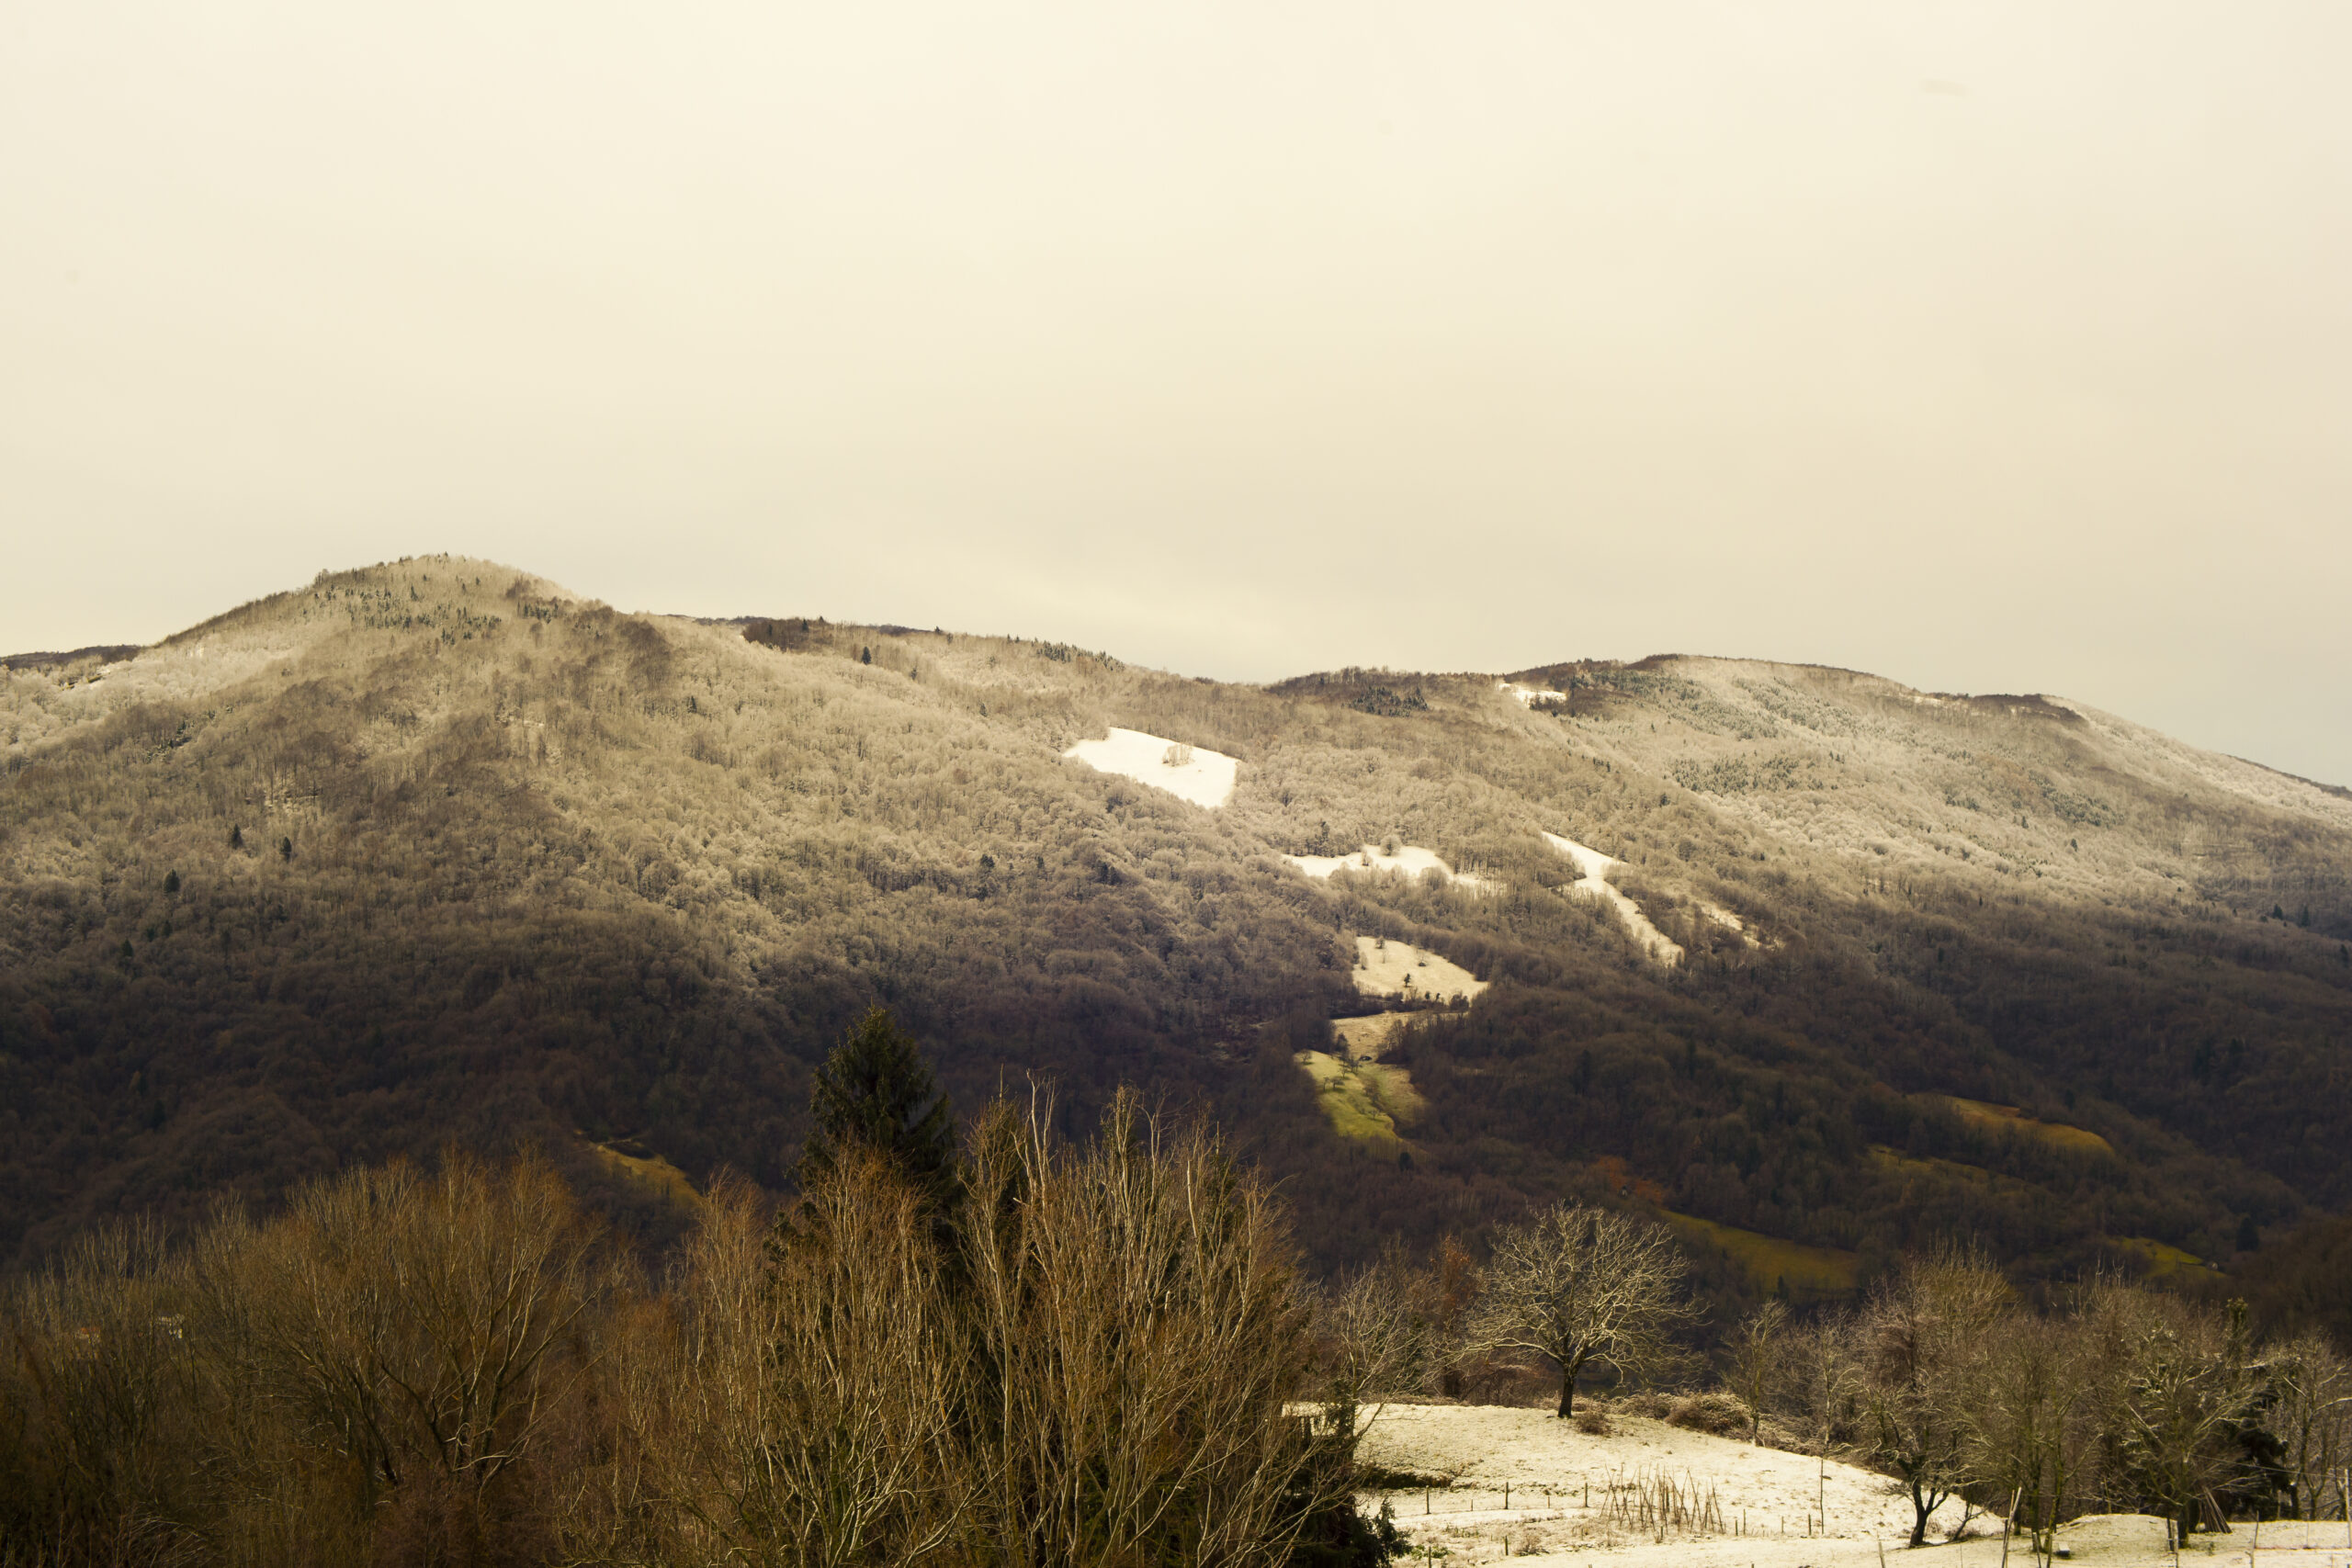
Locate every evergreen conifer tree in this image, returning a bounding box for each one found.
[797,1005,957,1215]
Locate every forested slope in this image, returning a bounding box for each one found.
[5,557,2349,1303]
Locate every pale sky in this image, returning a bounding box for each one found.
[5,3,2347,784]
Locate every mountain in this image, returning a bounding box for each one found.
[6,556,2350,1313]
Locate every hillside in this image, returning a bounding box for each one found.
[5,557,2351,1304]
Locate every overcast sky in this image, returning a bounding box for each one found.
[5,3,2346,783]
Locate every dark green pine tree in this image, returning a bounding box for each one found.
[797,1005,958,1215]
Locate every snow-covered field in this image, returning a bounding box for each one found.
[1283,843,1496,892]
[1351,936,1487,1003]
[1354,1404,2306,1566]
[1061,728,1238,808]
[1540,831,1686,965]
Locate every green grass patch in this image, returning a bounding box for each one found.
[1871,1145,1999,1184]
[588,1139,706,1210]
[1295,1050,1421,1146]
[1925,1095,2115,1156]
[1666,1212,1859,1296]
[1356,1061,1426,1123]
[2109,1235,2206,1278]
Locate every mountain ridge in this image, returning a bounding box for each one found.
[5,556,2348,1311]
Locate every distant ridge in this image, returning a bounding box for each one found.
[1,643,141,671]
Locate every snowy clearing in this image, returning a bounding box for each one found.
[1061,728,1237,808]
[1351,935,1487,1003]
[1540,831,1685,966]
[1360,1401,1961,1564]
[1283,843,1497,892]
[1353,1404,2269,1566]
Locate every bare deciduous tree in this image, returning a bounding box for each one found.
[958,1089,1327,1567]
[188,1152,603,1561]
[2267,1333,2352,1521]
[1463,1202,1693,1417]
[1725,1299,1788,1445]
[1428,1235,1478,1400]
[1313,1258,1429,1441]
[1962,1306,2087,1563]
[2110,1300,2264,1540]
[0,1221,201,1564]
[1784,1306,1864,1454]
[1857,1245,2008,1547]
[706,1156,968,1567]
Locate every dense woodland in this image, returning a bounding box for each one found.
[4,558,2351,1340]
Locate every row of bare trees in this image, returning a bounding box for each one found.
[0,1092,1360,1566]
[558,1094,1331,1568]
[5,1006,2345,1568]
[1731,1247,2352,1554]
[1312,1214,2352,1560]
[0,1155,609,1565]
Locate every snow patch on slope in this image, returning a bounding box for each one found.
[1540,831,1685,966]
[1351,936,1487,1003]
[1062,728,1238,808]
[1284,844,1497,892]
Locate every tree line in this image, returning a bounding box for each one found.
[9,1010,2349,1566]
[1319,1196,2351,1559]
[0,1012,1390,1567]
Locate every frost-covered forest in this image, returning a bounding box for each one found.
[4,557,2351,1325]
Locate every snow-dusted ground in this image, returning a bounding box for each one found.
[1283,843,1497,892]
[1353,1404,2295,1566]
[1540,831,1685,965]
[1061,728,1238,808]
[1351,936,1487,1003]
